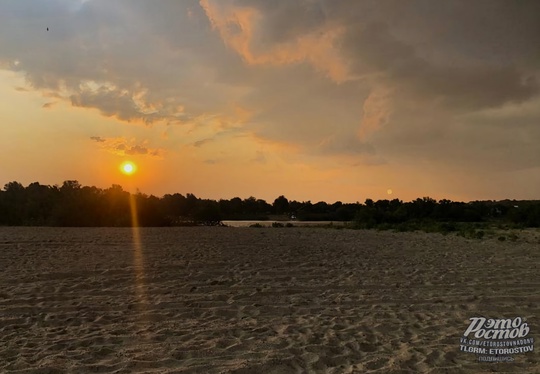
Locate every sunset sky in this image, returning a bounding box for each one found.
[1,0,539,203]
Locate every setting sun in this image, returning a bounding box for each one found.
[120,161,137,175]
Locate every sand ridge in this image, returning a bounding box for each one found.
[0,227,538,373]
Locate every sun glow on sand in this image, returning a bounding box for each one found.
[118,159,147,321]
[120,161,137,175]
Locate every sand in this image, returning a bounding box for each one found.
[0,227,538,373]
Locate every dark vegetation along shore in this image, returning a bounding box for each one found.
[1,181,540,236]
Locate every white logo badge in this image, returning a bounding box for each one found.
[460,317,534,362]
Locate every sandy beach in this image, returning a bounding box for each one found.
[0,227,538,373]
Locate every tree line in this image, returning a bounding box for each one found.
[0,180,539,227]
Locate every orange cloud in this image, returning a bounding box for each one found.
[89,136,164,158]
[245,132,301,154]
[200,0,349,82]
[358,86,393,140]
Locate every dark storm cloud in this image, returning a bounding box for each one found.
[1,0,540,175]
[200,0,540,176]
[338,21,538,111]
[0,0,239,125]
[217,0,539,111]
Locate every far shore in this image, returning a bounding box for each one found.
[222,220,350,227]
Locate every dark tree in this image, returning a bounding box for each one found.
[1,180,539,228]
[273,195,290,214]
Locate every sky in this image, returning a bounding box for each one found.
[1,0,539,203]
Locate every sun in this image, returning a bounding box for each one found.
[120,161,137,175]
